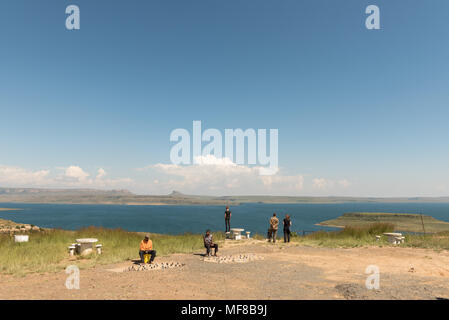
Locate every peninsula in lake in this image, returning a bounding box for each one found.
[318,212,449,233]
[0,188,448,206]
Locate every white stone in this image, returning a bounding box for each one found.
[14,235,29,243]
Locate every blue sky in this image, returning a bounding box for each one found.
[0,0,448,196]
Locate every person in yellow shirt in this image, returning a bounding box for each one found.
[139,234,156,264]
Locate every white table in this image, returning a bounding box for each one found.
[230,228,244,240]
[76,238,98,255]
[383,233,404,245]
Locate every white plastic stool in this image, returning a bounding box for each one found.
[68,245,76,256]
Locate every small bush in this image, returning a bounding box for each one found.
[290,231,300,238]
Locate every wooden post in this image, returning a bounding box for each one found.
[420,214,426,234]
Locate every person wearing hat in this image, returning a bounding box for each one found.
[139,234,156,264]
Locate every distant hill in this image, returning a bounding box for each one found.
[0,187,448,206]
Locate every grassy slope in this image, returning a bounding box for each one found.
[0,227,224,276]
[294,231,449,251]
[318,212,449,233]
[1,224,449,276]
[0,218,27,228]
[291,223,449,251]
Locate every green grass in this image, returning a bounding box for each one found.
[401,231,449,251]
[2,223,449,276]
[289,223,449,250]
[0,227,224,276]
[289,223,394,247]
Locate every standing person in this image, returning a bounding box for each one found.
[269,213,279,243]
[224,206,231,232]
[203,230,218,256]
[139,234,157,264]
[283,214,292,243]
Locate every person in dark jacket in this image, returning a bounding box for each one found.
[283,214,292,243]
[224,206,231,232]
[203,230,218,256]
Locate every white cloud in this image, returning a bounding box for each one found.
[59,166,132,188]
[0,165,51,186]
[96,168,107,179]
[195,155,236,166]
[0,161,351,196]
[147,155,303,195]
[64,166,90,182]
[0,164,132,189]
[436,184,447,193]
[312,178,334,189]
[338,179,351,188]
[312,178,351,191]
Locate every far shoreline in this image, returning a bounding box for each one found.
[1,188,449,207]
[315,223,345,228]
[2,200,449,207]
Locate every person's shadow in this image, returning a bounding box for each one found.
[193,253,207,257]
[131,259,143,265]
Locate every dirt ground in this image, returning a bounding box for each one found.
[1,240,449,300]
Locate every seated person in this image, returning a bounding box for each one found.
[203,230,218,257]
[139,234,156,264]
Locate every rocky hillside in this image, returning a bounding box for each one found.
[0,218,42,234]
